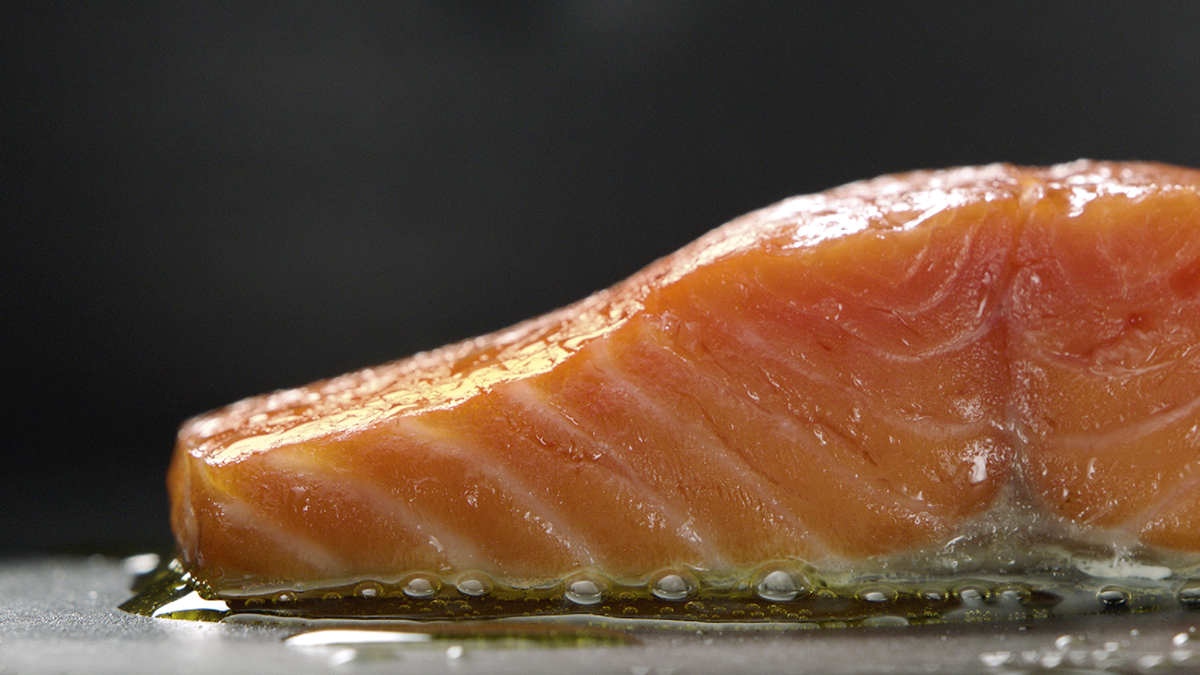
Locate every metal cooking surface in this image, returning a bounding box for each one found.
[5,555,1200,674]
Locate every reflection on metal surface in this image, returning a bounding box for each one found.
[110,552,1200,672]
[16,555,1200,674]
[280,620,638,667]
[977,629,1200,672]
[152,591,229,619]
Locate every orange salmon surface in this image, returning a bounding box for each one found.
[168,161,1200,597]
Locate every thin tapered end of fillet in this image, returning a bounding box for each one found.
[169,161,1200,597]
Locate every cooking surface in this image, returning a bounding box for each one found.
[5,556,1200,674]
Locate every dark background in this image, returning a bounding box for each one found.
[5,2,1200,557]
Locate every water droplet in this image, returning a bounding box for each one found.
[857,586,897,603]
[754,564,809,602]
[402,575,439,598]
[455,574,492,597]
[355,581,382,599]
[1174,632,1195,647]
[445,644,464,660]
[650,570,697,601]
[1097,586,1130,607]
[564,575,609,605]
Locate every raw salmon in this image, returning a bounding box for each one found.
[168,161,1200,605]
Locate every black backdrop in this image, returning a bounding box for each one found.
[6,2,1200,557]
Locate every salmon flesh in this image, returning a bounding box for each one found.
[169,161,1200,611]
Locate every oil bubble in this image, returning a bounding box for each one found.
[753,564,809,602]
[1097,586,1130,607]
[354,581,383,599]
[997,586,1028,603]
[857,586,897,603]
[455,574,492,597]
[956,585,988,604]
[565,575,609,605]
[402,575,439,598]
[650,570,698,601]
[919,588,947,603]
[1179,580,1200,608]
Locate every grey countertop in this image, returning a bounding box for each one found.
[5,555,1200,674]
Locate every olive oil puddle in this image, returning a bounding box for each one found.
[120,555,1200,629]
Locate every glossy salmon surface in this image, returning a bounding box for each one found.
[169,161,1200,601]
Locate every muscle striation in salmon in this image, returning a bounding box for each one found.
[168,161,1200,605]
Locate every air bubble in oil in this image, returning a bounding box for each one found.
[997,587,1027,603]
[456,573,492,597]
[564,575,609,605]
[919,589,947,603]
[857,586,897,604]
[754,564,809,602]
[650,570,697,601]
[1097,586,1130,607]
[1179,580,1200,608]
[355,581,383,599]
[955,585,988,604]
[402,575,439,598]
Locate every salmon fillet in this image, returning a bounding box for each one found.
[169,161,1200,601]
